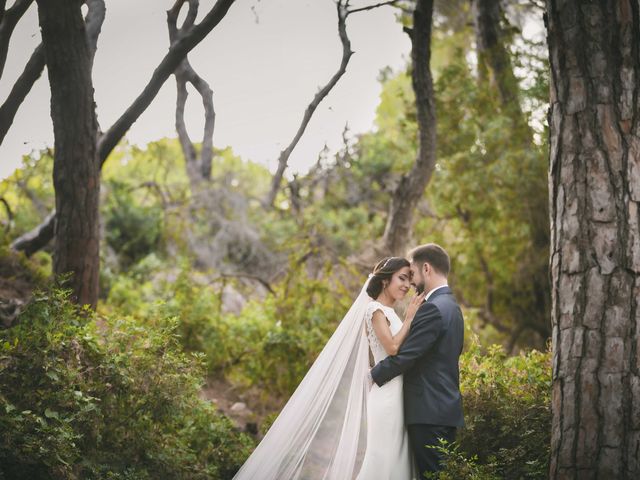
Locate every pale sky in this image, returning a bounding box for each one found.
[0,0,411,180]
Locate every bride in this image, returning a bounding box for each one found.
[233,257,424,480]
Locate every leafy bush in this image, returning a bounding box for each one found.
[426,442,500,480]
[103,180,163,269]
[155,269,235,374]
[436,341,551,479]
[0,288,253,480]
[227,260,356,398]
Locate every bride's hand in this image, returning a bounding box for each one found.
[405,291,426,323]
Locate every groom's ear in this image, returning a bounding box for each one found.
[423,262,433,276]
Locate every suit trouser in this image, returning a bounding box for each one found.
[407,423,457,475]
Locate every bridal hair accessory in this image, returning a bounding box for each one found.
[374,257,393,274]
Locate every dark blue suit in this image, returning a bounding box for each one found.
[370,286,464,474]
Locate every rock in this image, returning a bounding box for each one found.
[230,402,247,412]
[221,284,246,315]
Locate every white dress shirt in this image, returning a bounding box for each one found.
[424,284,448,303]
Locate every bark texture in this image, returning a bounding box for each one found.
[37,0,100,308]
[547,1,640,478]
[381,0,436,255]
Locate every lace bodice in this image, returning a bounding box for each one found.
[364,301,404,364]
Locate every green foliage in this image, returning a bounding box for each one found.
[227,259,356,398]
[0,151,55,243]
[103,180,163,268]
[449,341,551,479]
[0,288,253,480]
[154,269,233,374]
[426,442,500,480]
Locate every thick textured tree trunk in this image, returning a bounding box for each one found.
[547,1,640,478]
[37,0,100,308]
[381,0,435,256]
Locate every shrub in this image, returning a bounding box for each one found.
[438,340,551,479]
[103,180,163,269]
[426,441,500,480]
[0,288,253,479]
[227,260,356,398]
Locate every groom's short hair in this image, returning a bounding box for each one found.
[408,243,450,276]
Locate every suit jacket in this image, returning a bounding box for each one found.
[370,286,465,427]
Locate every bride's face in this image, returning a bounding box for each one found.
[386,266,412,301]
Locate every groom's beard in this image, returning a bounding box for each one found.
[415,282,425,295]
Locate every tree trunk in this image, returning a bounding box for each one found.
[472,0,551,345]
[472,0,521,114]
[381,0,435,256]
[37,0,100,308]
[11,0,236,258]
[547,1,640,478]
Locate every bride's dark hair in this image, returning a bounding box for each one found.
[366,256,410,299]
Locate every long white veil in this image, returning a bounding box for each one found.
[233,278,372,480]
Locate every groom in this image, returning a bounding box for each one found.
[370,243,465,475]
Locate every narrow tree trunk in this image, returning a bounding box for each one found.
[381,0,435,255]
[547,1,640,478]
[472,0,551,344]
[37,0,100,308]
[472,0,521,114]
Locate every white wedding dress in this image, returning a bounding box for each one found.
[232,280,413,480]
[356,301,415,480]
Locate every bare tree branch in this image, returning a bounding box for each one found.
[12,0,236,256]
[126,180,170,208]
[85,0,105,69]
[209,272,275,295]
[0,0,34,80]
[0,0,105,147]
[347,0,401,15]
[98,0,236,166]
[15,177,49,217]
[0,1,8,23]
[264,0,402,208]
[264,0,354,208]
[10,209,55,256]
[168,0,216,185]
[0,43,45,146]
